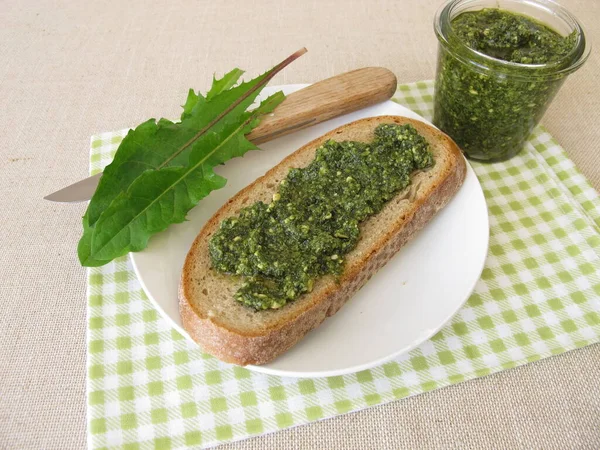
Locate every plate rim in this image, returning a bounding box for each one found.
[130,83,489,378]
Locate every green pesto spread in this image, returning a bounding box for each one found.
[209,123,434,310]
[452,9,576,65]
[433,8,577,161]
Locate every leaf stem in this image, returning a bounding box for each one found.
[159,47,307,168]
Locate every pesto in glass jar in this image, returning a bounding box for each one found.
[433,1,589,162]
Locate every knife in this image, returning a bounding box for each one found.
[44,67,397,202]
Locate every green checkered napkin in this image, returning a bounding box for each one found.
[87,80,600,449]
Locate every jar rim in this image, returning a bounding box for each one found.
[434,0,591,80]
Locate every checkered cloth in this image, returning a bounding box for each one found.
[87,80,600,449]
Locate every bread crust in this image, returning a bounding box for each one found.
[179,116,466,365]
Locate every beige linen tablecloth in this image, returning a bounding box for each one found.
[1,1,599,448]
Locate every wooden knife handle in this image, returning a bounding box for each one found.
[247,67,397,144]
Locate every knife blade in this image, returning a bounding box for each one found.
[44,172,102,203]
[44,67,397,203]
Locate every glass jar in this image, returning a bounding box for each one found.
[432,0,590,162]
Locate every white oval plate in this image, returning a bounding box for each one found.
[131,84,489,378]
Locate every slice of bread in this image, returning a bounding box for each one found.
[179,116,466,365]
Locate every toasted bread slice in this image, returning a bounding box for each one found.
[179,116,466,365]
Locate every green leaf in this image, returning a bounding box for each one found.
[88,93,284,261]
[77,214,111,267]
[78,48,306,266]
[180,89,203,120]
[181,69,243,120]
[86,68,253,228]
[207,68,245,101]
